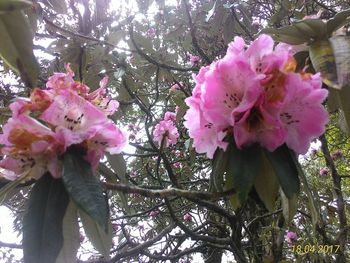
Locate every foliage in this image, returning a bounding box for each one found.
[0,0,349,262]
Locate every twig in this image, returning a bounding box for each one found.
[104,182,235,201]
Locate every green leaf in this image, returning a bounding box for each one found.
[254,152,279,212]
[332,88,350,134]
[264,145,300,199]
[329,36,350,89]
[0,0,32,13]
[261,25,312,45]
[309,40,340,89]
[55,200,80,263]
[326,8,350,35]
[225,141,262,209]
[79,208,112,258]
[292,154,319,228]
[0,10,39,87]
[62,150,109,231]
[105,153,130,213]
[23,173,70,263]
[280,189,298,223]
[211,147,229,192]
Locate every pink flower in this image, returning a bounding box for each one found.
[87,76,119,116]
[285,231,297,244]
[183,213,192,222]
[46,63,75,92]
[184,34,328,157]
[319,167,329,176]
[188,54,200,66]
[279,73,328,154]
[184,96,228,158]
[153,119,179,147]
[0,67,127,180]
[149,210,159,217]
[0,115,62,179]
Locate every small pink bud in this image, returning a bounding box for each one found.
[79,233,85,242]
[112,223,119,232]
[149,210,159,217]
[188,54,200,66]
[146,28,156,38]
[183,213,192,222]
[331,150,343,161]
[130,170,137,178]
[170,83,180,92]
[173,162,181,168]
[319,167,329,177]
[285,231,297,244]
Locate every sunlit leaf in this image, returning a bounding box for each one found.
[79,209,112,258]
[326,8,350,34]
[254,152,279,212]
[280,189,298,223]
[329,36,350,89]
[55,200,80,263]
[0,10,39,87]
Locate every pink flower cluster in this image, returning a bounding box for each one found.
[0,64,127,180]
[184,35,329,158]
[153,111,179,147]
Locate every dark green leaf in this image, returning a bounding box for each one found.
[79,209,112,258]
[55,200,80,263]
[211,147,229,192]
[23,173,70,263]
[225,140,262,208]
[62,150,109,231]
[0,10,39,87]
[264,145,300,199]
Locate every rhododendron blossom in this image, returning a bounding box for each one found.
[184,34,328,158]
[285,231,298,244]
[153,112,179,147]
[0,66,127,180]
